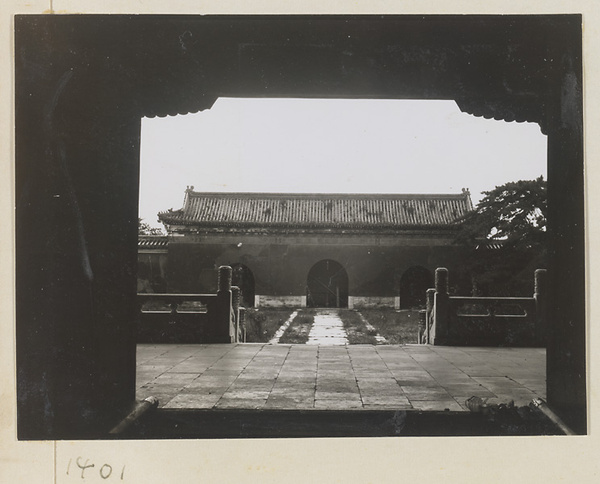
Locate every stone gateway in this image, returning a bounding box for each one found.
[139,188,474,310]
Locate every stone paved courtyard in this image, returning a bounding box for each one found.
[136,344,546,411]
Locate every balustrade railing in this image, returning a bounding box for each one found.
[137,265,244,344]
[423,268,546,347]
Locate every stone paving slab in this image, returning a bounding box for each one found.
[137,344,546,412]
[306,310,349,345]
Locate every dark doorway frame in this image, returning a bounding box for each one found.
[15,15,585,438]
[307,259,349,308]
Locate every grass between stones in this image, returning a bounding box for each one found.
[244,308,295,342]
[358,309,420,344]
[278,310,316,344]
[243,307,419,345]
[338,309,379,344]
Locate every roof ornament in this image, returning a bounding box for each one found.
[462,188,474,211]
[186,185,195,192]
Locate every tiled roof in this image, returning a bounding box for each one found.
[159,190,473,230]
[138,235,169,249]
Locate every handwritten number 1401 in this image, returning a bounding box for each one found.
[67,457,126,480]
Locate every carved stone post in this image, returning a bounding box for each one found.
[418,310,427,344]
[214,265,234,343]
[231,286,240,309]
[218,265,232,293]
[432,268,449,345]
[534,269,547,347]
[425,288,436,344]
[435,267,448,295]
[231,286,241,343]
[239,307,246,343]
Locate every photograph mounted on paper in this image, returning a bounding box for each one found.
[15,14,585,439]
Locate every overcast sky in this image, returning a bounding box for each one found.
[139,98,547,228]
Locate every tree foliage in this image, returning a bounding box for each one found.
[138,218,165,236]
[455,177,547,296]
[457,177,546,249]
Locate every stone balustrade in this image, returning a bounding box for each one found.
[424,268,546,347]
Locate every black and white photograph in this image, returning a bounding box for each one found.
[5,6,595,482]
[14,13,585,440]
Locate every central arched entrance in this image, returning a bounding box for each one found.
[306,259,349,308]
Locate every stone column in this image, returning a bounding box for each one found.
[15,48,143,437]
[239,307,246,343]
[214,266,234,343]
[432,268,449,345]
[425,288,436,344]
[231,286,241,343]
[418,310,427,344]
[544,27,586,433]
[218,265,232,293]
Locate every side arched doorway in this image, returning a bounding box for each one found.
[231,263,255,307]
[306,260,348,308]
[399,266,434,309]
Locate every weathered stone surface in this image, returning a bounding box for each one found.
[137,344,546,411]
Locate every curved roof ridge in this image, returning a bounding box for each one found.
[184,190,470,200]
[158,190,474,230]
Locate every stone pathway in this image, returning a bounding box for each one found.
[306,309,349,345]
[137,344,546,411]
[268,310,299,344]
[356,311,387,344]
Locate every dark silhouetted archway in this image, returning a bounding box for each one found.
[15,15,585,438]
[399,266,434,309]
[307,259,348,308]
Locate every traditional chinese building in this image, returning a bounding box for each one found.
[138,187,473,310]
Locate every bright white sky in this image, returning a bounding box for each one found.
[139,98,547,229]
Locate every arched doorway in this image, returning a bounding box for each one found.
[306,259,349,308]
[399,266,434,309]
[231,263,255,307]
